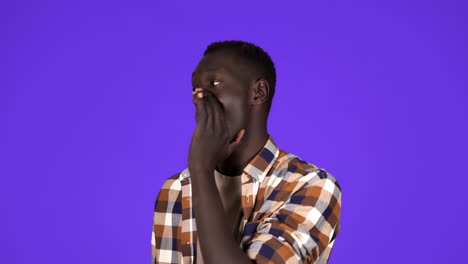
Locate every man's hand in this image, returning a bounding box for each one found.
[188,88,245,174]
[187,88,255,264]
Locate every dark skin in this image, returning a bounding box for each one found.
[189,50,270,264]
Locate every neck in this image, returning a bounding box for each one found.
[216,119,269,177]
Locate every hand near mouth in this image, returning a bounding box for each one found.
[188,88,246,174]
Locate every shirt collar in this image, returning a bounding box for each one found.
[179,135,279,183]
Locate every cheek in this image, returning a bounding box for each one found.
[218,95,249,135]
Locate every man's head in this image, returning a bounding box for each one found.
[191,40,276,142]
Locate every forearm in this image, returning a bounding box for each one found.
[191,169,253,264]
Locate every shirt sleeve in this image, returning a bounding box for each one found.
[151,175,182,264]
[151,231,156,264]
[243,169,342,264]
[151,188,162,264]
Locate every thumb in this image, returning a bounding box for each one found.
[229,128,246,146]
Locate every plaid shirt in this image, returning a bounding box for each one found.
[152,136,341,264]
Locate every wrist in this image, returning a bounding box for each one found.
[189,166,214,176]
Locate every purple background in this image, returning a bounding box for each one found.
[2,0,467,263]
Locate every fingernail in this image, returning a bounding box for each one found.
[197,92,203,98]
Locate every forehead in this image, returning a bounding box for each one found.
[192,51,247,79]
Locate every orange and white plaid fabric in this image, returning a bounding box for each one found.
[152,135,341,263]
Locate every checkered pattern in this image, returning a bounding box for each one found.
[152,136,341,264]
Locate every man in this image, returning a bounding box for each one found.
[151,40,341,264]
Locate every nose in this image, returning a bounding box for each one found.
[191,88,225,112]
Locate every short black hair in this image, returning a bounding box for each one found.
[203,40,277,113]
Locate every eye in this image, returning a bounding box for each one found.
[211,80,221,86]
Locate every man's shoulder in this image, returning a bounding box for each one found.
[273,149,341,190]
[158,171,184,192]
[153,171,185,208]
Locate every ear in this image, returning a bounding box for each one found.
[250,78,270,106]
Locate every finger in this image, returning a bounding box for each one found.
[192,88,204,105]
[194,91,207,125]
[228,128,246,154]
[203,92,215,130]
[193,88,205,122]
[231,128,246,146]
[232,128,246,144]
[201,90,218,131]
[209,93,225,134]
[205,91,225,135]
